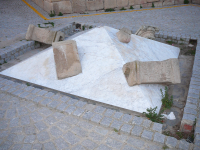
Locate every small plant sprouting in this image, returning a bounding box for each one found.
[163,131,170,136]
[184,0,189,4]
[166,40,175,45]
[140,5,142,9]
[105,8,115,12]
[114,128,118,132]
[143,107,163,123]
[58,12,63,16]
[49,11,56,17]
[82,25,85,30]
[26,83,30,86]
[120,7,126,11]
[160,86,173,110]
[176,131,183,139]
[130,6,134,9]
[152,2,155,8]
[89,26,93,29]
[44,22,54,27]
[162,145,169,150]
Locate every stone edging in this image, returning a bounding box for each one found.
[183,38,200,150]
[0,40,40,64]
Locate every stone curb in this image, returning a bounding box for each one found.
[0,40,40,64]
[0,22,97,65]
[0,76,195,149]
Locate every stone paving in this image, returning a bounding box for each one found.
[0,0,200,150]
[0,89,167,150]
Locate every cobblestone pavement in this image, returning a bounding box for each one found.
[0,89,167,150]
[0,0,200,42]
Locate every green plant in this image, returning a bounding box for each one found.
[44,22,54,27]
[160,86,173,110]
[176,131,183,139]
[140,5,142,9]
[26,83,30,86]
[143,107,163,123]
[58,12,63,16]
[179,43,184,45]
[180,38,184,41]
[4,60,7,63]
[120,7,126,11]
[184,0,189,4]
[38,24,48,28]
[162,145,169,150]
[163,131,170,136]
[166,40,175,45]
[130,6,134,9]
[89,26,93,29]
[105,8,115,12]
[152,2,155,8]
[82,25,85,30]
[49,11,56,17]
[114,128,118,132]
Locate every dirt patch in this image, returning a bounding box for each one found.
[156,39,197,141]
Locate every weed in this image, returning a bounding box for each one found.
[184,0,189,4]
[26,83,30,86]
[89,26,93,29]
[143,107,163,123]
[180,38,184,41]
[140,5,142,9]
[180,48,183,50]
[4,60,7,63]
[37,24,46,28]
[35,41,39,45]
[179,43,184,45]
[58,12,63,16]
[162,145,169,150]
[44,22,54,27]
[114,128,118,132]
[130,6,134,9]
[176,131,183,139]
[166,40,175,45]
[163,131,170,136]
[160,86,173,110]
[49,11,56,17]
[120,7,126,11]
[152,2,155,8]
[194,118,197,126]
[0,63,2,65]
[80,12,89,14]
[105,8,115,12]
[82,25,85,30]
[185,49,196,55]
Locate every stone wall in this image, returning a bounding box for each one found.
[31,0,199,14]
